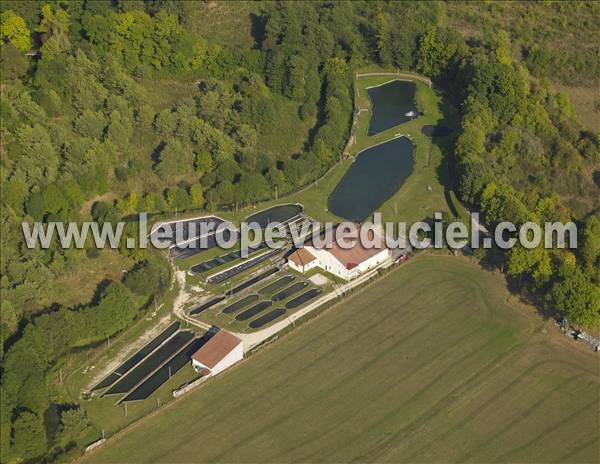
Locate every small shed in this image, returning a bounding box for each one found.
[288,248,318,274]
[191,330,243,376]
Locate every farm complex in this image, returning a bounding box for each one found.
[75,69,599,463]
[4,2,600,463]
[83,257,600,463]
[78,73,425,436]
[65,68,600,462]
[288,223,390,281]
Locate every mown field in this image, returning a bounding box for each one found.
[84,255,599,463]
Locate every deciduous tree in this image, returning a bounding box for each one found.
[552,271,600,326]
[12,412,47,460]
[0,10,30,52]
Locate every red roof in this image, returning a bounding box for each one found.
[192,331,242,369]
[308,224,387,269]
[289,248,317,267]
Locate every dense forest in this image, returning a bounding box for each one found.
[0,1,599,462]
[421,26,600,323]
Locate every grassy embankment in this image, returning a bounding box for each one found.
[83,255,600,464]
[349,73,461,226]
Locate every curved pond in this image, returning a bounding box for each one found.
[236,301,273,321]
[244,204,303,228]
[272,282,308,302]
[249,308,286,329]
[222,294,259,315]
[328,137,414,221]
[259,275,295,295]
[367,80,417,136]
[230,268,278,295]
[286,288,322,309]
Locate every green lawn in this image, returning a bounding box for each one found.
[83,255,599,463]
[185,1,258,48]
[38,248,133,312]
[76,364,198,447]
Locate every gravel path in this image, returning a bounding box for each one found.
[172,268,212,331]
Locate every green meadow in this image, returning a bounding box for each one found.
[84,255,599,463]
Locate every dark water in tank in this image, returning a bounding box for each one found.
[367,80,418,135]
[244,204,303,228]
[328,137,414,222]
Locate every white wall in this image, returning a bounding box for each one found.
[305,246,349,279]
[288,260,303,273]
[192,358,206,371]
[347,249,390,279]
[303,259,318,273]
[288,255,319,274]
[211,342,244,375]
[304,246,389,281]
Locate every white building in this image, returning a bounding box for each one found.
[191,330,243,376]
[287,247,319,274]
[288,223,390,281]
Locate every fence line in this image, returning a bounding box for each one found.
[356,69,432,87]
[172,375,209,398]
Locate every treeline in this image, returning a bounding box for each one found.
[414,26,600,326]
[1,258,169,462]
[0,2,418,461]
[2,1,597,461]
[0,1,361,343]
[0,253,168,462]
[446,1,600,87]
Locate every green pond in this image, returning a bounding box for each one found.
[327,137,414,222]
[244,204,303,228]
[367,80,417,136]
